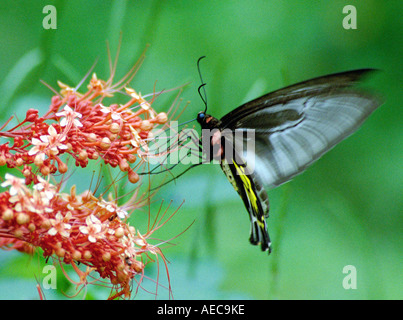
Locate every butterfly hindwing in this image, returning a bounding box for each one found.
[220,157,271,252]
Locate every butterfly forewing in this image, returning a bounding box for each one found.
[220,69,375,128]
[227,70,381,188]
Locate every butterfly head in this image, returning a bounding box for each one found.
[197,111,221,129]
[196,111,207,124]
[197,111,211,128]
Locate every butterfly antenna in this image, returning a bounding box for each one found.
[197,56,208,113]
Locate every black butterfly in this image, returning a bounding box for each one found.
[195,60,381,253]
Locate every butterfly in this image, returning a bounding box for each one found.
[195,59,381,254]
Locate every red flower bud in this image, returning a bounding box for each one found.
[26,108,38,122]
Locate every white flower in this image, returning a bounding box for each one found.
[31,189,50,212]
[129,125,148,153]
[33,176,56,200]
[56,105,83,127]
[116,208,128,219]
[99,104,124,121]
[134,231,147,247]
[45,125,68,153]
[28,137,48,157]
[28,125,67,158]
[98,199,128,220]
[125,87,156,118]
[79,215,104,243]
[48,212,72,237]
[1,173,26,196]
[9,194,34,212]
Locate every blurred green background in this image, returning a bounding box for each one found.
[0,0,401,299]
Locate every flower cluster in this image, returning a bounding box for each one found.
[0,51,185,299]
[0,173,174,299]
[0,72,170,185]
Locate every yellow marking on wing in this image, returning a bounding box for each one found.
[233,162,259,213]
[221,160,238,191]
